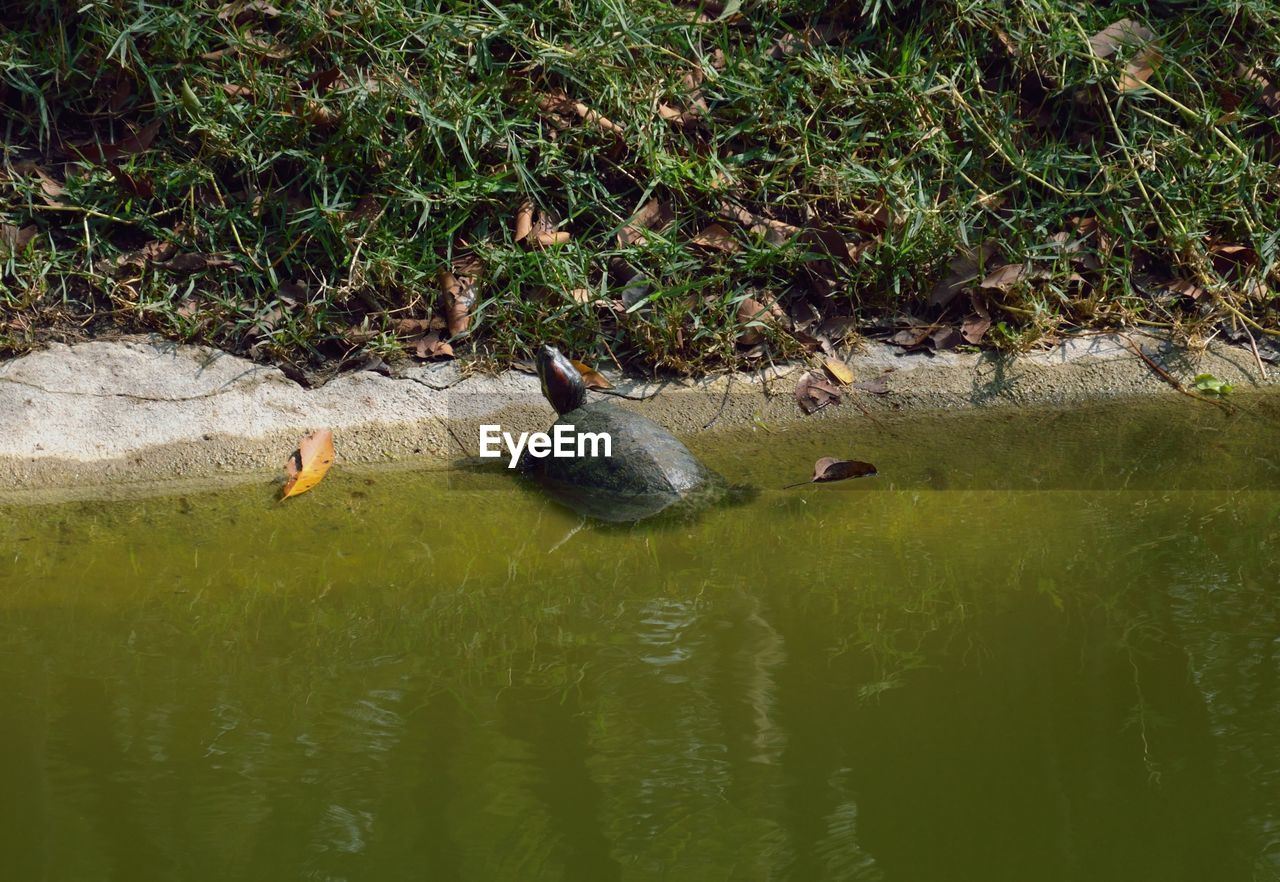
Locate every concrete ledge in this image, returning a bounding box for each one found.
[1,333,1273,501]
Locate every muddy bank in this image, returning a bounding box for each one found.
[1,334,1273,503]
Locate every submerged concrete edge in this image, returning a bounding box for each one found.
[1,333,1274,503]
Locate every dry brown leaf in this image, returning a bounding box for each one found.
[1239,66,1280,114]
[160,253,236,273]
[567,288,595,305]
[794,371,842,415]
[439,257,482,336]
[929,243,997,307]
[657,103,699,126]
[536,91,624,136]
[736,296,782,345]
[770,21,848,60]
[619,198,674,247]
[109,163,154,199]
[889,326,932,349]
[1088,19,1160,91]
[514,199,533,242]
[690,223,739,253]
[241,32,291,59]
[1168,279,1206,300]
[1088,19,1156,58]
[821,357,854,386]
[107,77,134,113]
[530,229,571,247]
[0,224,37,257]
[301,67,342,94]
[302,99,339,128]
[281,429,334,499]
[961,314,992,344]
[415,332,454,360]
[220,83,254,100]
[783,456,878,488]
[571,360,613,390]
[218,0,280,25]
[720,201,800,245]
[980,263,1049,292]
[393,317,441,335]
[25,165,65,205]
[71,119,162,163]
[527,207,571,248]
[140,239,178,263]
[1118,46,1161,91]
[931,327,966,351]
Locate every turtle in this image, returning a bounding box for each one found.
[518,344,729,523]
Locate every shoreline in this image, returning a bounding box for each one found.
[2,333,1273,504]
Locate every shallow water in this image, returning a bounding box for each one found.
[2,393,1279,881]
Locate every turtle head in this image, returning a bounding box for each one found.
[536,344,586,415]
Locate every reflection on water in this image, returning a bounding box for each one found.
[1,393,1279,881]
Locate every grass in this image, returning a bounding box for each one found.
[1,0,1279,378]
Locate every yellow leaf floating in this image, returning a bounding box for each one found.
[571,359,613,390]
[822,357,854,386]
[282,429,335,499]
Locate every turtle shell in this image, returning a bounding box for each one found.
[519,400,724,522]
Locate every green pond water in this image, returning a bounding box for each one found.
[2,393,1279,881]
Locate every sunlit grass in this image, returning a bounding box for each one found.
[1,0,1278,373]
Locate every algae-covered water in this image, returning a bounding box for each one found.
[2,394,1279,881]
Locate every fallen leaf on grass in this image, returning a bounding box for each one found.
[571,360,613,389]
[1238,65,1280,114]
[821,357,854,385]
[1167,279,1206,301]
[394,316,444,335]
[770,21,848,60]
[537,91,624,136]
[301,67,342,94]
[241,32,292,59]
[736,295,782,345]
[691,223,739,253]
[795,371,842,414]
[109,163,154,199]
[1088,19,1160,91]
[439,255,483,335]
[520,206,570,248]
[1117,46,1160,91]
[13,163,66,205]
[140,239,179,262]
[70,119,162,163]
[415,332,454,360]
[980,262,1049,293]
[1209,243,1257,277]
[619,198,674,247]
[282,429,334,499]
[1088,19,1155,58]
[929,243,997,307]
[160,253,237,274]
[0,224,37,257]
[783,456,877,489]
[720,201,801,245]
[514,199,533,242]
[218,0,280,25]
